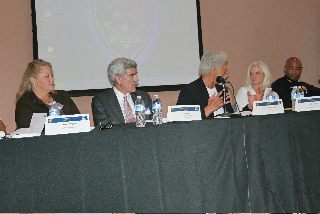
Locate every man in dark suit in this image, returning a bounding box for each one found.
[177,50,233,118]
[271,57,320,109]
[92,58,152,125]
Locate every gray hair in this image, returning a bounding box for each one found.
[242,61,273,88]
[107,58,137,86]
[198,51,228,76]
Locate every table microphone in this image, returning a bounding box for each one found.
[215,76,242,117]
[216,76,229,83]
[216,76,228,114]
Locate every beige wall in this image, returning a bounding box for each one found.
[1,0,319,133]
[200,0,320,94]
[0,0,33,133]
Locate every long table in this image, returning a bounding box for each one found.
[1,110,320,212]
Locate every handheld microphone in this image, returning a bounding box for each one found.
[216,76,229,83]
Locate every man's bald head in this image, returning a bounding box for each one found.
[284,57,303,81]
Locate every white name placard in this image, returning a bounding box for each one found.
[167,105,202,122]
[9,113,47,138]
[292,96,320,112]
[252,100,284,116]
[45,114,91,135]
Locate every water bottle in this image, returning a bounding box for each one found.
[265,88,275,100]
[296,86,301,98]
[49,106,60,116]
[298,86,304,98]
[152,95,162,125]
[291,86,299,110]
[49,101,63,116]
[291,86,298,100]
[135,96,145,127]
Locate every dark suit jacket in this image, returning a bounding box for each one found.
[15,90,80,129]
[176,76,233,118]
[91,88,152,125]
[272,75,320,109]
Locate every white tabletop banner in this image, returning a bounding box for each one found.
[167,105,202,122]
[45,114,90,135]
[252,100,284,116]
[293,96,320,112]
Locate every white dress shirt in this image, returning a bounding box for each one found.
[113,87,135,119]
[236,86,279,111]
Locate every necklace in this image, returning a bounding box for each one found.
[42,94,53,104]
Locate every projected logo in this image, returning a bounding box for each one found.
[92,0,154,59]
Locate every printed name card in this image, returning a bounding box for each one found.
[252,100,284,116]
[167,105,202,122]
[292,96,320,112]
[45,114,91,135]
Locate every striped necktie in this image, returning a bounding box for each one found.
[123,96,135,123]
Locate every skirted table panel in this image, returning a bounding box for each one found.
[1,111,319,212]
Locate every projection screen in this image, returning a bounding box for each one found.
[34,0,202,92]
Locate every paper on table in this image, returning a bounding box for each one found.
[236,111,252,116]
[0,131,5,139]
[9,113,47,138]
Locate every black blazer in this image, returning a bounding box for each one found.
[272,75,320,109]
[15,90,80,129]
[177,76,233,117]
[91,88,152,125]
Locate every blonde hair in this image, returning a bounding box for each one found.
[16,59,53,102]
[242,61,273,89]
